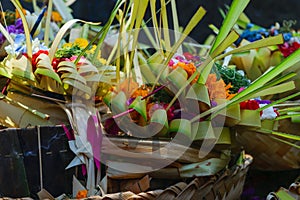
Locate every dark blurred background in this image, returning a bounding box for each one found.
[2,0,300,43]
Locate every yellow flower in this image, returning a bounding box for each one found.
[74,38,89,49]
[98,58,107,65]
[91,49,107,65]
[51,11,62,22]
[86,44,97,54]
[62,43,72,48]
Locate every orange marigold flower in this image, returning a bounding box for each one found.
[225,83,236,100]
[206,74,236,100]
[205,74,226,100]
[227,93,236,100]
[131,86,150,98]
[117,78,139,98]
[76,189,88,199]
[173,62,199,83]
[51,11,62,22]
[15,8,27,19]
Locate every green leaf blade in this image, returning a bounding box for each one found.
[210,0,250,54]
[128,96,147,121]
[34,68,62,84]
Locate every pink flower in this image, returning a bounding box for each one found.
[183,52,194,60]
[69,55,86,65]
[168,59,175,67]
[238,87,245,93]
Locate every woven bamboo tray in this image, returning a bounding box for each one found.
[83,154,252,200]
[79,128,251,199]
[235,117,300,171]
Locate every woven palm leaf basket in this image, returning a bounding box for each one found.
[235,101,300,171]
[83,153,253,200]
[0,123,253,199]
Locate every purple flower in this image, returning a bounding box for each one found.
[7,19,24,35]
[256,99,271,104]
[0,34,5,45]
[7,25,16,33]
[211,100,218,107]
[0,18,24,46]
[126,97,135,105]
[15,18,24,30]
[193,55,201,62]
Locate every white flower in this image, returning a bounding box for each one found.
[32,38,48,54]
[4,34,26,56]
[259,103,278,120]
[4,34,49,56]
[237,70,245,76]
